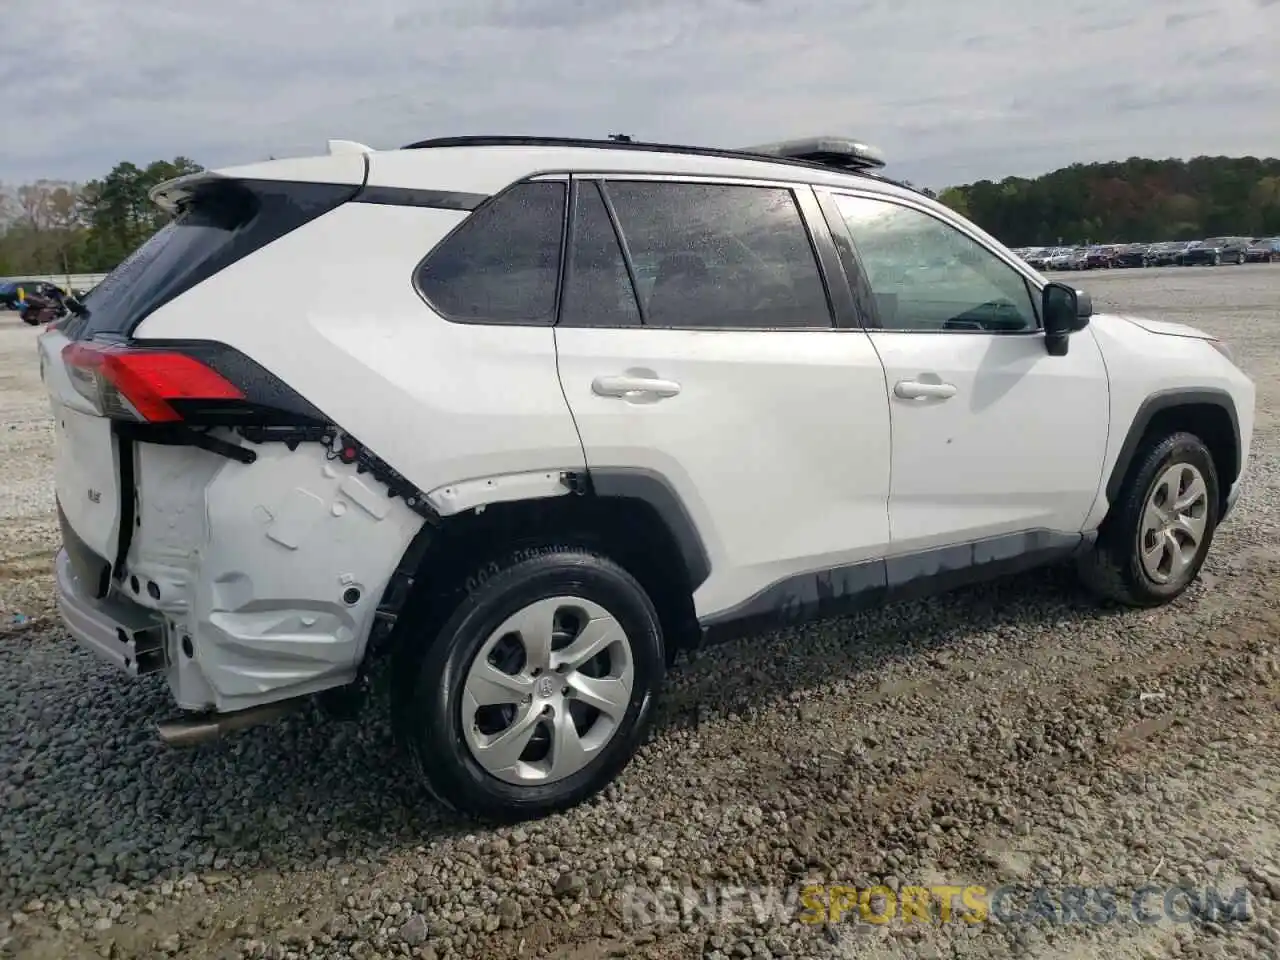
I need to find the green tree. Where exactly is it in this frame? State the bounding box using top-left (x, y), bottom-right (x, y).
top-left (937, 186), bottom-right (970, 217)
top-left (79, 157), bottom-right (203, 270)
top-left (0, 157), bottom-right (204, 276)
top-left (939, 155), bottom-right (1280, 246)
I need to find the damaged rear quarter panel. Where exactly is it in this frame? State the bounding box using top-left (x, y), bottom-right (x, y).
top-left (126, 437), bottom-right (425, 712)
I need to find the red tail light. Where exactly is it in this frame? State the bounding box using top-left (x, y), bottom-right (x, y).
top-left (62, 342), bottom-right (245, 422)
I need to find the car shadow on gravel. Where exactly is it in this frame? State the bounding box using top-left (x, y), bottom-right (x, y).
top-left (0, 562), bottom-right (1140, 908)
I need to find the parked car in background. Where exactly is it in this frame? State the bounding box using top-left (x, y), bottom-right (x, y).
top-left (1, 280), bottom-right (63, 310)
top-left (1084, 246), bottom-right (1116, 269)
top-left (1112, 244), bottom-right (1150, 268)
top-left (1183, 237), bottom-right (1250, 266)
top-left (1045, 248), bottom-right (1076, 270)
top-left (1245, 238), bottom-right (1280, 263)
top-left (1067, 248), bottom-right (1092, 270)
top-left (1143, 241), bottom-right (1183, 267)
top-left (1024, 249), bottom-right (1053, 269)
top-left (0, 282), bottom-right (20, 310)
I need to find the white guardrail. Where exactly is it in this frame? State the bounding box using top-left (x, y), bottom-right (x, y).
top-left (0, 273), bottom-right (109, 291)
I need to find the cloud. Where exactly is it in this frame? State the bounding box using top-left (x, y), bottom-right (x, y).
top-left (3, 0), bottom-right (1278, 189)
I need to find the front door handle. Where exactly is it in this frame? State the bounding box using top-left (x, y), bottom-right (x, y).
top-left (894, 379), bottom-right (957, 400)
top-left (592, 374), bottom-right (682, 400)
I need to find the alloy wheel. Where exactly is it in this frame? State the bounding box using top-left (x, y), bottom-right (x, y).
top-left (1138, 462), bottom-right (1209, 585)
top-left (461, 596), bottom-right (634, 786)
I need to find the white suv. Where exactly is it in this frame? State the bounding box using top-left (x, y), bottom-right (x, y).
top-left (41, 135), bottom-right (1254, 822)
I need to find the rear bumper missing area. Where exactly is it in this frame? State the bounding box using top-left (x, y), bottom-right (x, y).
top-left (55, 549), bottom-right (166, 676)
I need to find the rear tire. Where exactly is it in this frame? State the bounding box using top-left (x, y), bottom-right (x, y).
top-left (1078, 432), bottom-right (1220, 608)
top-left (391, 544), bottom-right (665, 822)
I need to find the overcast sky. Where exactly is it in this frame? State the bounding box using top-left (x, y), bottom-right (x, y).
top-left (3, 0), bottom-right (1278, 189)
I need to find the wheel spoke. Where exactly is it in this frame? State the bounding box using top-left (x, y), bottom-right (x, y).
top-left (465, 661), bottom-right (532, 707)
top-left (498, 596), bottom-right (561, 672)
top-left (1171, 511), bottom-right (1207, 548)
top-left (1142, 501), bottom-right (1166, 535)
top-left (567, 673), bottom-right (632, 721)
top-left (554, 615), bottom-right (623, 672)
top-left (1141, 535), bottom-right (1167, 575)
top-left (473, 703), bottom-right (541, 773)
top-left (1164, 530), bottom-right (1191, 577)
top-left (1174, 475), bottom-right (1207, 514)
top-left (548, 708), bottom-right (590, 780)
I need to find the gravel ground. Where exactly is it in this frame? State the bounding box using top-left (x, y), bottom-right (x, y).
top-left (2, 266), bottom-right (1279, 960)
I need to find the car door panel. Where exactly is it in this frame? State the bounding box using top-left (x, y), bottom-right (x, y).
top-left (868, 328), bottom-right (1109, 553)
top-left (824, 189), bottom-right (1110, 555)
top-left (557, 326), bottom-right (893, 618)
top-left (554, 177), bottom-right (893, 621)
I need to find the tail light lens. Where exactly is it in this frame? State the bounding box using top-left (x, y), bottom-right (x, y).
top-left (62, 342), bottom-right (245, 422)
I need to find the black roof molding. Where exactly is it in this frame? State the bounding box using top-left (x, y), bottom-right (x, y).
top-left (399, 134), bottom-right (900, 183)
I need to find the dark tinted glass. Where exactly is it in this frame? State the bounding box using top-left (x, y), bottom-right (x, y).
top-left (559, 181), bottom-right (641, 328)
top-left (602, 181), bottom-right (831, 329)
top-left (65, 179), bottom-right (354, 341)
top-left (75, 213), bottom-right (236, 339)
top-left (418, 180), bottom-right (566, 325)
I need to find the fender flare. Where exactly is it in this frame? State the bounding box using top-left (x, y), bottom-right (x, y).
top-left (588, 467), bottom-right (712, 591)
top-left (1105, 388), bottom-right (1241, 504)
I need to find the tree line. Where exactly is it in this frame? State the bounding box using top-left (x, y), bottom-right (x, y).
top-left (937, 155), bottom-right (1280, 247)
top-left (3, 153), bottom-right (1279, 278)
top-left (0, 158), bottom-right (202, 278)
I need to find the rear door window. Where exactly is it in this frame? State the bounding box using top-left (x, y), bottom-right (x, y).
top-left (416, 180), bottom-right (567, 325)
top-left (599, 180), bottom-right (832, 330)
top-left (558, 181), bottom-right (642, 328)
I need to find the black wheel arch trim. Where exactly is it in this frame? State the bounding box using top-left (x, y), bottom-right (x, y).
top-left (586, 467), bottom-right (712, 591)
top-left (1105, 388), bottom-right (1241, 505)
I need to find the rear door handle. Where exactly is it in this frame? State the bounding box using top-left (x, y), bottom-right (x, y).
top-left (894, 379), bottom-right (957, 400)
top-left (591, 375), bottom-right (682, 400)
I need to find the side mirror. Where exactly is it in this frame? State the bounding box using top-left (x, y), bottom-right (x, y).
top-left (1074, 289), bottom-right (1093, 323)
top-left (1042, 282), bottom-right (1091, 356)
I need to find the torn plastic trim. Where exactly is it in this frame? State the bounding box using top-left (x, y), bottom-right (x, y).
top-left (115, 420), bottom-right (257, 464)
top-left (234, 424), bottom-right (443, 525)
top-left (117, 418), bottom-right (441, 546)
top-left (426, 469), bottom-right (585, 516)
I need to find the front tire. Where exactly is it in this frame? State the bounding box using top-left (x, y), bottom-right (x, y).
top-left (1078, 432), bottom-right (1220, 608)
top-left (391, 545), bottom-right (665, 822)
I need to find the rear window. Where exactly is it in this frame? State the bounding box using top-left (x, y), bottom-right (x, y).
top-left (64, 179), bottom-right (356, 341)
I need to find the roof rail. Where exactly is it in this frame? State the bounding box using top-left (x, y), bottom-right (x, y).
top-left (398, 134), bottom-right (892, 178)
top-left (737, 136), bottom-right (886, 171)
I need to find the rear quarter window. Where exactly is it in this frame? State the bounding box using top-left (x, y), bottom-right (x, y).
top-left (415, 181), bottom-right (567, 326)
